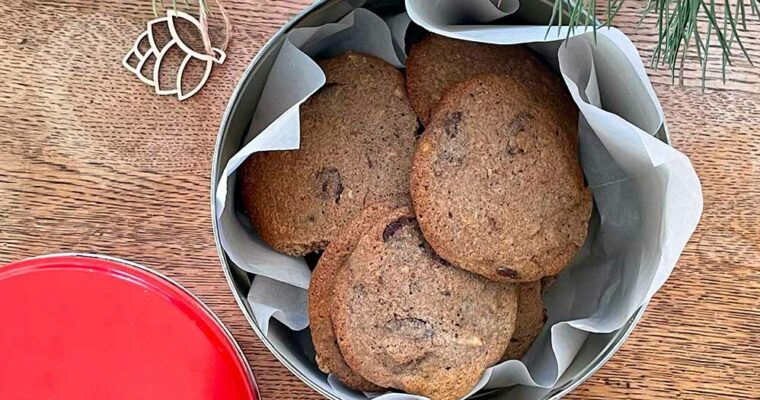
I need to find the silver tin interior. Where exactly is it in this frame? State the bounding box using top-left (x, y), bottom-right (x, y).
top-left (210, 1), bottom-right (671, 398)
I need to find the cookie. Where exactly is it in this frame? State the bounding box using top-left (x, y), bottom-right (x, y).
top-left (240, 52), bottom-right (418, 256)
top-left (410, 74), bottom-right (592, 282)
top-left (502, 281), bottom-right (546, 361)
top-left (406, 34), bottom-right (563, 126)
top-left (331, 207), bottom-right (518, 400)
top-left (309, 201), bottom-right (406, 392)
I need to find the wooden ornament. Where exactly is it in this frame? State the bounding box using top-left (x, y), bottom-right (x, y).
top-left (123, 10), bottom-right (226, 101)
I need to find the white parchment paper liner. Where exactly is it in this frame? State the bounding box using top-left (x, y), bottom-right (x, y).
top-left (214, 1), bottom-right (703, 398)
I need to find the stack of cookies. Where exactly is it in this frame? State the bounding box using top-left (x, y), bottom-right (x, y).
top-left (240, 34), bottom-right (592, 400)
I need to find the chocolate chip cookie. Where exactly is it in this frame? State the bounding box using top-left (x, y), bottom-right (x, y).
top-left (406, 34), bottom-right (562, 126)
top-left (410, 74), bottom-right (592, 282)
top-left (241, 52), bottom-right (418, 256)
top-left (309, 201), bottom-right (405, 391)
top-left (502, 281), bottom-right (546, 360)
top-left (331, 207), bottom-right (518, 400)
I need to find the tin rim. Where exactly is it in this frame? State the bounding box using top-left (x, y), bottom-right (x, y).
top-left (7, 252), bottom-right (261, 400)
top-left (210, 1), bottom-right (669, 398)
top-left (210, 2), bottom-right (340, 398)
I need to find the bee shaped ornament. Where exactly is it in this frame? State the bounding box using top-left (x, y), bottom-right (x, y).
top-left (123, 10), bottom-right (226, 100)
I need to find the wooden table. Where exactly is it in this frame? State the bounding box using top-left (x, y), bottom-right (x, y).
top-left (1, 1), bottom-right (758, 398)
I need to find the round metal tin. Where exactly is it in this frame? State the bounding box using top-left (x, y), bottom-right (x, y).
top-left (0, 254), bottom-right (259, 400)
top-left (210, 0), bottom-right (670, 398)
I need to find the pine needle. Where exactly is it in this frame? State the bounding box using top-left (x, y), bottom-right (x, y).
top-left (549, 0), bottom-right (756, 86)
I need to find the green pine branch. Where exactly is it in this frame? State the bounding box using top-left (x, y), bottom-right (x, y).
top-left (551, 0), bottom-right (756, 87)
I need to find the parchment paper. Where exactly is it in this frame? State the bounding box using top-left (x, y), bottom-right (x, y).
top-left (213, 1), bottom-right (703, 398)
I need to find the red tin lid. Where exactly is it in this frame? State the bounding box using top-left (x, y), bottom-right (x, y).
top-left (0, 254), bottom-right (257, 400)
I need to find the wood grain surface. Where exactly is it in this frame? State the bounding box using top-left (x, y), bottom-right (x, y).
top-left (0, 0), bottom-right (758, 399)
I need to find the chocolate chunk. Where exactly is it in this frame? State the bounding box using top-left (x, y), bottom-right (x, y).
top-left (382, 216), bottom-right (417, 242)
top-left (437, 113), bottom-right (468, 166)
top-left (505, 112), bottom-right (535, 155)
top-left (497, 267), bottom-right (519, 278)
top-left (385, 314), bottom-right (434, 340)
top-left (505, 112), bottom-right (532, 135)
top-left (316, 168), bottom-right (343, 203)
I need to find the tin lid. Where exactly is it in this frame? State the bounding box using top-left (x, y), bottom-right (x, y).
top-left (0, 254), bottom-right (258, 400)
